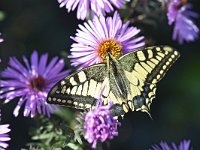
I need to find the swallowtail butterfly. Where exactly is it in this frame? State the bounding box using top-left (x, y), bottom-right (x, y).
top-left (47, 46), bottom-right (179, 116)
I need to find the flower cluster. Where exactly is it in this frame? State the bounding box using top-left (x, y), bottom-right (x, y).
top-left (0, 124), bottom-right (11, 150)
top-left (84, 102), bottom-right (120, 149)
top-left (69, 11), bottom-right (145, 69)
top-left (152, 140), bottom-right (191, 150)
top-left (82, 85), bottom-right (120, 149)
top-left (167, 0), bottom-right (199, 44)
top-left (0, 51), bottom-right (70, 117)
top-left (58, 0), bottom-right (130, 20)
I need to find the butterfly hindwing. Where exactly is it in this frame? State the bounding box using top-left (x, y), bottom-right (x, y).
top-left (119, 46), bottom-right (180, 112)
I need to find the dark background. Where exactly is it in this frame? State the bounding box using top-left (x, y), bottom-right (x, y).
top-left (0, 0), bottom-right (200, 149)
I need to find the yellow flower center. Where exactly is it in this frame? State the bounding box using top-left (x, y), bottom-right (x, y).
top-left (97, 40), bottom-right (122, 61)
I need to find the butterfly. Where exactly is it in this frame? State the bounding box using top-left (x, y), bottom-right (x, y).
top-left (47, 46), bottom-right (179, 116)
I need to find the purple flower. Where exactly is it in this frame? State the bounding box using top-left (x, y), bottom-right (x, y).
top-left (152, 140), bottom-right (191, 150)
top-left (84, 88), bottom-right (120, 149)
top-left (58, 0), bottom-right (130, 20)
top-left (0, 124), bottom-right (11, 149)
top-left (0, 51), bottom-right (70, 118)
top-left (167, 0), bottom-right (199, 44)
top-left (69, 12), bottom-right (145, 69)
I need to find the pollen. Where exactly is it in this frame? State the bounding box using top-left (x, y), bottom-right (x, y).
top-left (97, 39), bottom-right (122, 61)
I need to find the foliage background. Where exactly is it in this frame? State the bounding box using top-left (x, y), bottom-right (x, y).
top-left (0, 0), bottom-right (200, 149)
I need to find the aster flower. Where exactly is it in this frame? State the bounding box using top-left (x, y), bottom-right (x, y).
top-left (0, 124), bottom-right (11, 149)
top-left (83, 86), bottom-right (120, 149)
top-left (0, 51), bottom-right (70, 118)
top-left (58, 0), bottom-right (130, 20)
top-left (167, 0), bottom-right (199, 44)
top-left (69, 12), bottom-right (145, 69)
top-left (152, 140), bottom-right (191, 150)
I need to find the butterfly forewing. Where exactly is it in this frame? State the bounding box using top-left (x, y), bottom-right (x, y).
top-left (119, 46), bottom-right (180, 112)
top-left (47, 63), bottom-right (108, 110)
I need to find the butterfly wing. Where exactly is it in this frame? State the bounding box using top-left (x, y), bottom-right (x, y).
top-left (119, 46), bottom-right (180, 112)
top-left (47, 63), bottom-right (108, 110)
